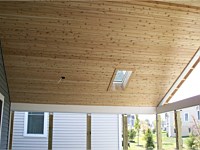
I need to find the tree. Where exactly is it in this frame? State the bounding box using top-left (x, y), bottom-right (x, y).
top-left (134, 114), bottom-right (141, 146)
top-left (128, 129), bottom-right (136, 141)
top-left (144, 128), bottom-right (155, 150)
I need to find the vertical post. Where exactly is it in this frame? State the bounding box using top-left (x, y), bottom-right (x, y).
top-left (48, 112), bottom-right (53, 150)
top-left (122, 114), bottom-right (128, 150)
top-left (9, 111), bottom-right (14, 150)
top-left (156, 114), bottom-right (162, 150)
top-left (174, 110), bottom-right (182, 150)
top-left (87, 114), bottom-right (91, 150)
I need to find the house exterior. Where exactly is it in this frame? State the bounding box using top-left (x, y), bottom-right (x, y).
top-left (12, 112), bottom-right (122, 150)
top-left (0, 45), bottom-right (10, 150)
top-left (127, 115), bottom-right (135, 130)
top-left (164, 105), bottom-right (200, 137)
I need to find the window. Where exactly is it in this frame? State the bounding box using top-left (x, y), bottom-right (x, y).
top-left (0, 93), bottom-right (4, 141)
top-left (198, 110), bottom-right (200, 120)
top-left (174, 128), bottom-right (176, 133)
top-left (108, 69), bottom-right (133, 91)
top-left (24, 112), bottom-right (48, 137)
top-left (184, 113), bottom-right (189, 122)
top-left (188, 128), bottom-right (191, 133)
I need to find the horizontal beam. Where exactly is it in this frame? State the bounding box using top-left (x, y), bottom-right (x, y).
top-left (11, 103), bottom-right (156, 114)
top-left (157, 95), bottom-right (200, 114)
top-left (158, 48), bottom-right (200, 106)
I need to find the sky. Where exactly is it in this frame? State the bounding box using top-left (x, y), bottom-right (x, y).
top-left (170, 62), bottom-right (200, 103)
top-left (138, 114), bottom-right (156, 124)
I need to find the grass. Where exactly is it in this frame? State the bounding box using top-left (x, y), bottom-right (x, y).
top-left (128, 131), bottom-right (189, 150)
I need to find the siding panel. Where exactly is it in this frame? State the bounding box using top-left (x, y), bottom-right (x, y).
top-left (53, 113), bottom-right (87, 150)
top-left (91, 114), bottom-right (119, 150)
top-left (12, 112), bottom-right (49, 150)
top-left (12, 113), bottom-right (120, 150)
top-left (0, 44), bottom-right (10, 150)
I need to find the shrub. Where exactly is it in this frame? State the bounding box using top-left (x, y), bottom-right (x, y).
top-left (166, 132), bottom-right (168, 137)
top-left (134, 114), bottom-right (141, 145)
top-left (152, 128), bottom-right (156, 134)
top-left (144, 128), bottom-right (155, 150)
top-left (128, 129), bottom-right (136, 141)
top-left (186, 134), bottom-right (198, 150)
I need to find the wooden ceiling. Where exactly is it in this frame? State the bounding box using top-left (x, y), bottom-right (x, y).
top-left (0, 1), bottom-right (200, 106)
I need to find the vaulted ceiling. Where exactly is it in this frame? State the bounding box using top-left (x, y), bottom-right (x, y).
top-left (0, 1), bottom-right (199, 106)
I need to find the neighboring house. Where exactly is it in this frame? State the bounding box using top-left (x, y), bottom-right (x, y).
top-left (127, 114), bottom-right (135, 130)
top-left (12, 112), bottom-right (122, 150)
top-left (164, 105), bottom-right (200, 137)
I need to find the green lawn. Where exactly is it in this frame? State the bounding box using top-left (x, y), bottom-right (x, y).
top-left (128, 131), bottom-right (189, 150)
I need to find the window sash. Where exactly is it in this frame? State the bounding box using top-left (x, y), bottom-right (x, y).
top-left (184, 113), bottom-right (189, 121)
top-left (27, 112), bottom-right (44, 134)
top-left (114, 71), bottom-right (127, 83)
top-left (24, 112), bottom-right (47, 137)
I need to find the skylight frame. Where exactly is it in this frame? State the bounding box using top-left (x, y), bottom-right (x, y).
top-left (107, 68), bottom-right (134, 91)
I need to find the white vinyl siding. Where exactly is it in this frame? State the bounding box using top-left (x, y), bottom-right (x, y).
top-left (12, 112), bottom-right (120, 150)
top-left (52, 113), bottom-right (87, 150)
top-left (91, 114), bottom-right (119, 150)
top-left (12, 111), bottom-right (49, 150)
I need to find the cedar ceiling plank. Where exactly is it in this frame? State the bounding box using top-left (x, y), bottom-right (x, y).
top-left (0, 1), bottom-right (199, 106)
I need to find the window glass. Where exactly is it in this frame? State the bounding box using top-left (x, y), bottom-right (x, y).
top-left (114, 70), bottom-right (127, 83)
top-left (184, 113), bottom-right (189, 121)
top-left (27, 112), bottom-right (44, 134)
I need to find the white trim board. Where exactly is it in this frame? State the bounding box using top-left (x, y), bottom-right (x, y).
top-left (158, 48), bottom-right (200, 106)
top-left (11, 103), bottom-right (156, 114)
top-left (0, 93), bottom-right (4, 102)
top-left (157, 95), bottom-right (200, 114)
top-left (0, 93), bottom-right (4, 143)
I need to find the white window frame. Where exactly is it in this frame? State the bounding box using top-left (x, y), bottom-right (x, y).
top-left (0, 93), bottom-right (4, 141)
top-left (184, 112), bottom-right (189, 122)
top-left (23, 112), bottom-right (48, 137)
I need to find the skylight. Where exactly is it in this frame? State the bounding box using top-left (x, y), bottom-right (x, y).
top-left (108, 69), bottom-right (133, 91)
top-left (113, 70), bottom-right (127, 83)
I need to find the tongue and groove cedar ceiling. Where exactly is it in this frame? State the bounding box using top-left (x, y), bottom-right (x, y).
top-left (0, 1), bottom-right (199, 106)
